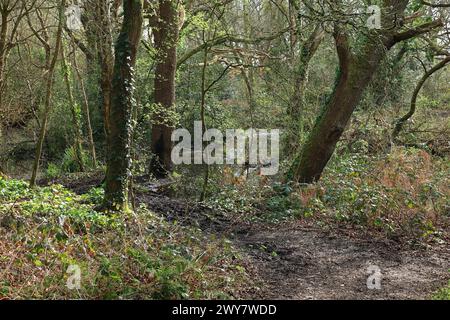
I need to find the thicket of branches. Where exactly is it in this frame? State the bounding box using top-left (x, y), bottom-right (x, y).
top-left (0, 0), bottom-right (448, 209)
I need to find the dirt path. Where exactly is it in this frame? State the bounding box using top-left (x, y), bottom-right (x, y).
top-left (235, 224), bottom-right (449, 300)
top-left (136, 191), bottom-right (449, 300)
top-left (52, 174), bottom-right (449, 300)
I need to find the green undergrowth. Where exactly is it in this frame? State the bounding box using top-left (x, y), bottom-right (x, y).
top-left (0, 178), bottom-right (253, 299)
top-left (208, 147), bottom-right (449, 243)
top-left (294, 147), bottom-right (449, 241)
top-left (432, 280), bottom-right (450, 300)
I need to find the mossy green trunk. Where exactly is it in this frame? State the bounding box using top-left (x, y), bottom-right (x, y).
top-left (104, 0), bottom-right (143, 211)
top-left (290, 0), bottom-right (442, 183)
top-left (288, 25), bottom-right (324, 150)
top-left (61, 44), bottom-right (85, 172)
top-left (292, 43), bottom-right (385, 183)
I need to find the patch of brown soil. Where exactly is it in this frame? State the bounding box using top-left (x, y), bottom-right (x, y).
top-left (236, 224), bottom-right (449, 300)
top-left (135, 192), bottom-right (449, 300)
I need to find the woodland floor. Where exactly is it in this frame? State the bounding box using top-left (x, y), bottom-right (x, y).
top-left (49, 173), bottom-right (450, 300)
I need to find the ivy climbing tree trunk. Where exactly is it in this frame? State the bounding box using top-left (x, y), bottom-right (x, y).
top-left (291, 39), bottom-right (385, 183)
top-left (104, 0), bottom-right (143, 211)
top-left (61, 43), bottom-right (85, 172)
top-left (290, 0), bottom-right (442, 184)
top-left (149, 0), bottom-right (179, 178)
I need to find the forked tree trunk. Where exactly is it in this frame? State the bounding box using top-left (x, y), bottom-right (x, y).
top-left (150, 0), bottom-right (179, 178)
top-left (104, 0), bottom-right (143, 211)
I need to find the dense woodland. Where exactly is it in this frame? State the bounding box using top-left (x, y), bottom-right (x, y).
top-left (0, 0), bottom-right (449, 300)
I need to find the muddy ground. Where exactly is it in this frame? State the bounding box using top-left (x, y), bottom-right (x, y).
top-left (45, 174), bottom-right (450, 300)
top-left (236, 224), bottom-right (448, 300)
top-left (137, 189), bottom-right (449, 300)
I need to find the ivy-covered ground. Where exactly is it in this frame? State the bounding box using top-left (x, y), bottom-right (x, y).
top-left (0, 178), bottom-right (256, 299)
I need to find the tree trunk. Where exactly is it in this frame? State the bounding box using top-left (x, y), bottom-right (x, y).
top-left (0, 8), bottom-right (9, 116)
top-left (104, 0), bottom-right (143, 211)
top-left (72, 41), bottom-right (97, 168)
top-left (95, 0), bottom-right (115, 143)
top-left (150, 0), bottom-right (179, 178)
top-left (288, 24), bottom-right (325, 149)
top-left (199, 43), bottom-right (209, 202)
top-left (290, 2), bottom-right (443, 184)
top-left (78, 0), bottom-right (108, 147)
top-left (292, 47), bottom-right (384, 183)
top-left (61, 44), bottom-right (85, 172)
top-left (30, 0), bottom-right (65, 187)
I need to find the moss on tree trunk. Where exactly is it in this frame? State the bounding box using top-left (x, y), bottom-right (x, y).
top-left (291, 48), bottom-right (384, 183)
top-left (289, 1), bottom-right (443, 184)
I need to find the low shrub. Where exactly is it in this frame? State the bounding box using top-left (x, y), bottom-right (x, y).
top-left (0, 177), bottom-right (252, 299)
